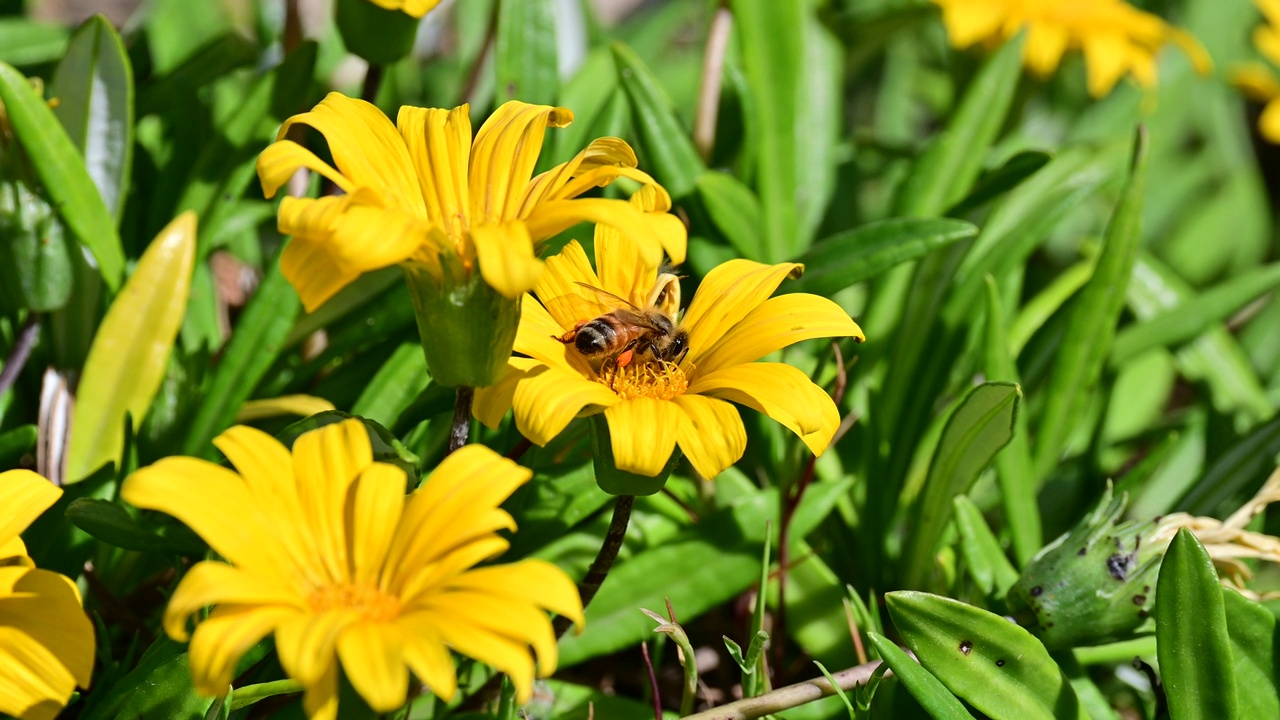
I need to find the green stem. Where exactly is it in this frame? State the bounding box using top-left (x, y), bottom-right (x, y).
top-left (553, 494), bottom-right (635, 637)
top-left (229, 679), bottom-right (303, 710)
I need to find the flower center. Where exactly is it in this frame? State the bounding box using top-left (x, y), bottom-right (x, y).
top-left (307, 583), bottom-right (402, 622)
top-left (596, 360), bottom-right (689, 401)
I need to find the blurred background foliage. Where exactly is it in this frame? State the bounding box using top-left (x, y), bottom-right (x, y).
top-left (2, 0), bottom-right (1280, 718)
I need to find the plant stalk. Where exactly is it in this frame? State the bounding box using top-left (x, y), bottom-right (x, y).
top-left (554, 494), bottom-right (635, 637)
top-left (680, 660), bottom-right (886, 720)
top-left (448, 385), bottom-right (474, 454)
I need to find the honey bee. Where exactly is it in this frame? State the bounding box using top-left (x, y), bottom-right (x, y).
top-left (553, 282), bottom-right (689, 369)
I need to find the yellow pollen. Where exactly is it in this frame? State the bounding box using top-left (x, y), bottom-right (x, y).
top-left (596, 360), bottom-right (690, 400)
top-left (307, 583), bottom-right (402, 622)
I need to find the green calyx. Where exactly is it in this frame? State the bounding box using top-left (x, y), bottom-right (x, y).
top-left (403, 258), bottom-right (519, 389)
top-left (334, 0), bottom-right (420, 66)
top-left (590, 414), bottom-right (679, 496)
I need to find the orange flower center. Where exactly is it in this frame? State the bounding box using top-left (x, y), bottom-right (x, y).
top-left (307, 583), bottom-right (402, 622)
top-left (596, 360), bottom-right (689, 401)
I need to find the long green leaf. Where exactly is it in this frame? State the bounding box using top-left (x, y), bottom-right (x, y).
top-left (0, 62), bottom-right (124, 289)
top-left (51, 14), bottom-right (133, 220)
top-left (903, 382), bottom-right (1021, 588)
top-left (1155, 528), bottom-right (1238, 720)
top-left (611, 41), bottom-right (705, 199)
top-left (1033, 128), bottom-right (1147, 479)
top-left (953, 495), bottom-right (1019, 597)
top-left (696, 170), bottom-right (764, 260)
top-left (0, 18), bottom-right (69, 66)
top-left (495, 0), bottom-right (557, 106)
top-left (791, 218), bottom-right (979, 297)
top-left (66, 212), bottom-right (196, 482)
top-left (350, 342), bottom-right (430, 427)
top-left (887, 591), bottom-right (1086, 720)
top-left (1223, 588), bottom-right (1280, 718)
top-left (867, 633), bottom-right (975, 720)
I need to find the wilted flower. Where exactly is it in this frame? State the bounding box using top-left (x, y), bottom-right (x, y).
top-left (931, 0), bottom-right (1211, 97)
top-left (121, 419), bottom-right (583, 719)
top-left (0, 470), bottom-right (95, 720)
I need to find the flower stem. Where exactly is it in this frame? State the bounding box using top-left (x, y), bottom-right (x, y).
top-left (361, 62), bottom-right (384, 104)
top-left (448, 385), bottom-right (474, 454)
top-left (229, 679), bottom-right (303, 710)
top-left (0, 314), bottom-right (40, 399)
top-left (554, 494), bottom-right (635, 637)
top-left (679, 660), bottom-right (886, 720)
top-left (640, 641), bottom-right (663, 720)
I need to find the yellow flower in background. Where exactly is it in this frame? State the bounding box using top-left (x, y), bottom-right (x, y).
top-left (1234, 0), bottom-right (1280, 142)
top-left (0, 470), bottom-right (95, 720)
top-left (121, 420), bottom-right (582, 720)
top-left (366, 0), bottom-right (442, 18)
top-left (256, 93), bottom-right (686, 312)
top-left (475, 203), bottom-right (865, 479)
top-left (931, 0), bottom-right (1211, 97)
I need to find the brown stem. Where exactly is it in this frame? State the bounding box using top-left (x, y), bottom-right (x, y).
top-left (681, 660), bottom-right (887, 720)
top-left (459, 0), bottom-right (500, 105)
top-left (361, 63), bottom-right (385, 104)
top-left (554, 494), bottom-right (635, 637)
top-left (447, 386), bottom-right (474, 454)
top-left (640, 641), bottom-right (663, 720)
top-left (0, 314), bottom-right (40, 399)
top-left (505, 436), bottom-right (533, 461)
top-left (694, 5), bottom-right (733, 160)
top-left (283, 0), bottom-right (302, 55)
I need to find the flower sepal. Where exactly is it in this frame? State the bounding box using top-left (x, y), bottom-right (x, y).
top-left (335, 0), bottom-right (420, 65)
top-left (590, 414), bottom-right (679, 496)
top-left (403, 258), bottom-right (520, 389)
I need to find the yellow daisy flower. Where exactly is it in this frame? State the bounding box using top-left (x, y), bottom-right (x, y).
top-left (365, 0), bottom-right (442, 18)
top-left (120, 419), bottom-right (583, 719)
top-left (1234, 0), bottom-right (1280, 142)
top-left (474, 213), bottom-right (866, 480)
top-left (256, 93), bottom-right (686, 312)
top-left (0, 470), bottom-right (95, 720)
top-left (931, 0), bottom-right (1211, 97)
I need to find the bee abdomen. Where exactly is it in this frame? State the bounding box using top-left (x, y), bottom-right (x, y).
top-left (575, 321), bottom-right (614, 354)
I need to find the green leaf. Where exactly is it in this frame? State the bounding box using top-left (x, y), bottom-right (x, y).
top-left (64, 498), bottom-right (201, 554)
top-left (1006, 259), bottom-right (1094, 358)
top-left (814, 660), bottom-right (857, 720)
top-left (350, 342), bottom-right (430, 427)
top-left (611, 41), bottom-right (705, 199)
top-left (181, 250), bottom-right (301, 457)
top-left (953, 495), bottom-right (1019, 597)
top-left (1034, 128), bottom-right (1147, 479)
top-left (1155, 528), bottom-right (1238, 720)
top-left (66, 213), bottom-right (197, 482)
top-left (696, 170), bottom-right (764, 260)
top-left (495, 0), bottom-right (557, 106)
top-left (887, 591), bottom-right (1086, 720)
top-left (0, 18), bottom-right (69, 66)
top-left (866, 633), bottom-right (975, 720)
top-left (51, 15), bottom-right (133, 220)
top-left (903, 382), bottom-right (1021, 588)
top-left (0, 425), bottom-right (37, 467)
top-left (0, 179), bottom-right (73, 312)
top-left (946, 150), bottom-right (1052, 217)
top-left (1111, 261), bottom-right (1280, 367)
top-left (1181, 416), bottom-right (1280, 516)
top-left (791, 218), bottom-right (979, 297)
top-left (1223, 588), bottom-right (1280, 717)
top-left (0, 62), bottom-right (124, 290)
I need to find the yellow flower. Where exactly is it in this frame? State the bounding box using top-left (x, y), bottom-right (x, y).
top-left (931, 0), bottom-right (1211, 97)
top-left (121, 419), bottom-right (582, 720)
top-left (474, 212), bottom-right (866, 479)
top-left (1234, 0), bottom-right (1280, 142)
top-left (0, 470), bottom-right (95, 720)
top-left (365, 0), bottom-right (442, 18)
top-left (256, 93), bottom-right (686, 312)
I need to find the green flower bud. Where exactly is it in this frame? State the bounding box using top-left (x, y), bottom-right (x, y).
top-left (403, 257), bottom-right (519, 389)
top-left (589, 414), bottom-right (679, 496)
top-left (335, 0), bottom-right (420, 65)
top-left (1008, 485), bottom-right (1162, 649)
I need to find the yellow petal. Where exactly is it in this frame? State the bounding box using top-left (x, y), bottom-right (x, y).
top-left (603, 397), bottom-right (681, 476)
top-left (429, 612), bottom-right (537, 703)
top-left (473, 360), bottom-right (527, 429)
top-left (351, 463), bottom-right (407, 585)
top-left (277, 93), bottom-right (424, 214)
top-left (448, 560), bottom-right (584, 631)
top-left (121, 458), bottom-right (287, 577)
top-left (337, 622), bottom-right (407, 712)
top-left (469, 102), bottom-right (572, 224)
top-left (187, 605), bottom-right (294, 696)
top-left (594, 193), bottom-right (660, 307)
top-left (275, 611), bottom-right (354, 686)
top-left (397, 536), bottom-right (511, 604)
top-left (682, 260), bottom-right (803, 364)
top-left (522, 198), bottom-right (670, 268)
top-left (512, 363), bottom-right (620, 445)
top-left (0, 470), bottom-right (60, 548)
top-left (471, 222), bottom-right (545, 298)
top-left (301, 655), bottom-right (339, 720)
top-left (0, 536), bottom-right (29, 564)
top-left (417, 592), bottom-right (558, 673)
top-left (0, 567), bottom-right (93, 688)
top-left (672, 395), bottom-right (746, 480)
top-left (291, 419), bottom-right (374, 583)
top-left (281, 236), bottom-right (363, 313)
top-left (1262, 98), bottom-right (1280, 143)
top-left (0, 624), bottom-right (77, 720)
top-left (520, 136), bottom-right (638, 212)
top-left (396, 105), bottom-right (472, 234)
top-left (1233, 63), bottom-right (1280, 102)
top-left (693, 293), bottom-right (864, 375)
top-left (397, 619), bottom-right (457, 700)
top-left (1023, 21), bottom-right (1069, 77)
top-left (164, 561), bottom-right (300, 641)
top-left (1082, 33), bottom-right (1133, 97)
top-left (256, 139), bottom-right (353, 199)
top-left (935, 0), bottom-right (1005, 48)
top-left (689, 362), bottom-right (840, 456)
top-left (327, 203), bottom-right (436, 272)
top-left (235, 394), bottom-right (336, 422)
top-left (534, 240), bottom-right (602, 329)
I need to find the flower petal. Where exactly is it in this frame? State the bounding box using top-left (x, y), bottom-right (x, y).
top-left (0, 567), bottom-right (93, 688)
top-left (302, 655), bottom-right (339, 720)
top-left (471, 222), bottom-right (545, 298)
top-left (1082, 32), bottom-right (1132, 97)
top-left (337, 621), bottom-right (407, 712)
top-left (280, 236), bottom-right (363, 312)
top-left (689, 362), bottom-right (840, 456)
top-left (519, 136), bottom-right (637, 212)
top-left (351, 463), bottom-right (407, 586)
top-left (604, 397), bottom-right (681, 476)
top-left (164, 561), bottom-right (300, 641)
top-left (0, 470), bottom-right (60, 549)
top-left (522, 198), bottom-right (672, 268)
top-left (425, 610), bottom-right (537, 703)
top-left (187, 605), bottom-right (295, 696)
top-left (277, 93), bottom-right (425, 214)
top-left (682, 260), bottom-right (803, 365)
top-left (534, 240), bottom-right (602, 329)
top-left (469, 102), bottom-right (572, 224)
top-left (672, 395), bottom-right (746, 479)
top-left (397, 618), bottom-right (457, 700)
top-left (0, 622), bottom-right (77, 720)
top-left (418, 591), bottom-right (558, 674)
top-left (1262, 99), bottom-right (1280, 144)
top-left (290, 419), bottom-right (375, 584)
top-left (397, 105), bottom-right (471, 234)
top-left (257, 139), bottom-right (354, 199)
top-left (694, 293), bottom-right (864, 375)
top-left (1233, 63), bottom-right (1280, 102)
top-left (1024, 21), bottom-right (1069, 77)
top-left (276, 611), bottom-right (355, 686)
top-left (447, 560), bottom-right (584, 631)
top-left (512, 363), bottom-right (620, 445)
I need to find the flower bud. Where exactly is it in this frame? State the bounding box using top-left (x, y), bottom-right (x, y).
top-left (334, 0), bottom-right (420, 65)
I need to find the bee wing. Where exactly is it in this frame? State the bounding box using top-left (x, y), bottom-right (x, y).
top-left (574, 282), bottom-right (645, 312)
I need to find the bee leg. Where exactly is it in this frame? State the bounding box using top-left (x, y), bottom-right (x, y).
top-left (554, 321), bottom-right (588, 345)
top-left (615, 348), bottom-right (635, 368)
